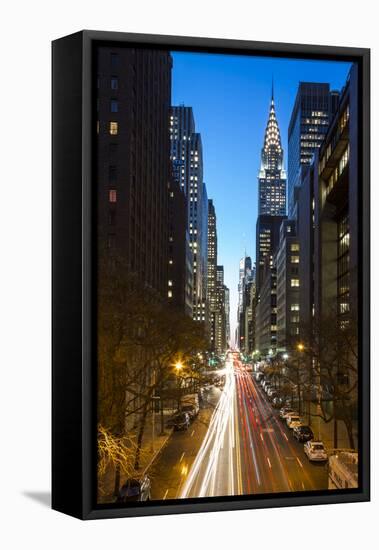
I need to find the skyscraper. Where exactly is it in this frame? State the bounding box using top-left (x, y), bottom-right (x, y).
top-left (170, 106), bottom-right (208, 322)
top-left (237, 256), bottom-right (253, 350)
top-left (258, 89), bottom-right (287, 216)
top-left (207, 199), bottom-right (218, 349)
top-left (215, 266), bottom-right (229, 354)
top-left (275, 220), bottom-right (300, 351)
top-left (97, 47), bottom-right (172, 299)
top-left (254, 90), bottom-right (287, 356)
top-left (168, 177), bottom-right (193, 316)
top-left (288, 82), bottom-right (339, 219)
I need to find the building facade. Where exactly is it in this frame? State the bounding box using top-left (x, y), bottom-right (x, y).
top-left (237, 256), bottom-right (253, 350)
top-left (288, 82), bottom-right (340, 220)
top-left (170, 106), bottom-right (208, 323)
top-left (207, 199), bottom-right (218, 349)
top-left (97, 47), bottom-right (172, 298)
top-left (168, 178), bottom-right (193, 315)
top-left (212, 266), bottom-right (230, 354)
top-left (275, 220), bottom-right (300, 352)
top-left (315, 66), bottom-right (358, 326)
top-left (255, 258), bottom-right (277, 356)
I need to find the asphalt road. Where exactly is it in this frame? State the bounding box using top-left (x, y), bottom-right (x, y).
top-left (151, 352), bottom-right (327, 500)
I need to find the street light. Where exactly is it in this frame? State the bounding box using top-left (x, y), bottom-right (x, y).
top-left (283, 353), bottom-right (289, 361)
top-left (297, 343), bottom-right (305, 352)
top-left (175, 361), bottom-right (183, 372)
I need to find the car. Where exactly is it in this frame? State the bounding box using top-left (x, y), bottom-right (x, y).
top-left (267, 388), bottom-right (278, 399)
top-left (116, 475), bottom-right (151, 503)
top-left (181, 394), bottom-right (200, 418)
top-left (280, 408), bottom-right (296, 420)
top-left (166, 412), bottom-right (190, 431)
top-left (180, 403), bottom-right (197, 420)
top-left (264, 384), bottom-right (272, 393)
top-left (289, 419), bottom-right (303, 430)
top-left (286, 414), bottom-right (302, 429)
top-left (304, 440), bottom-right (328, 462)
top-left (271, 397), bottom-right (283, 408)
top-left (293, 425), bottom-right (314, 442)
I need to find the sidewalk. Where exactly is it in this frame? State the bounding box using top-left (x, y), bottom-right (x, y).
top-left (306, 403), bottom-right (358, 451)
top-left (98, 411), bottom-right (174, 504)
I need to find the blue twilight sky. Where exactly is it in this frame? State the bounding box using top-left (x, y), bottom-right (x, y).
top-left (171, 51), bottom-right (352, 342)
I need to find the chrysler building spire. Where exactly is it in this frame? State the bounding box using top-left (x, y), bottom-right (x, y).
top-left (258, 92), bottom-right (287, 216)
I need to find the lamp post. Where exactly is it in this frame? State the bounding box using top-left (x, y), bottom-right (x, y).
top-left (174, 361), bottom-right (184, 410)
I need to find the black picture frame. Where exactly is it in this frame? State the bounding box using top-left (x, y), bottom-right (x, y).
top-left (52, 30), bottom-right (370, 520)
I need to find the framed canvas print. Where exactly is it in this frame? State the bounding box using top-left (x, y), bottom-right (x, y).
top-left (52, 30), bottom-right (370, 519)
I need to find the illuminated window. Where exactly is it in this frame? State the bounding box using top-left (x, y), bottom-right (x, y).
top-left (291, 256), bottom-right (299, 264)
top-left (339, 145), bottom-right (350, 174)
top-left (111, 99), bottom-right (118, 113)
top-left (291, 304), bottom-right (300, 311)
top-left (168, 280), bottom-right (173, 287)
top-left (109, 121), bottom-right (118, 135)
top-left (109, 189), bottom-right (117, 203)
top-left (168, 290), bottom-right (172, 298)
top-left (110, 77), bottom-right (118, 90)
top-left (291, 278), bottom-right (300, 287)
top-left (290, 243), bottom-right (299, 252)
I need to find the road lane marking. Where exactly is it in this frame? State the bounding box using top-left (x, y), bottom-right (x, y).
top-left (296, 457), bottom-right (304, 468)
top-left (191, 430), bottom-right (195, 437)
top-left (163, 489), bottom-right (169, 500)
top-left (179, 452), bottom-right (185, 463)
top-left (282, 432), bottom-right (289, 441)
top-left (260, 433), bottom-right (264, 442)
top-left (266, 457), bottom-right (272, 469)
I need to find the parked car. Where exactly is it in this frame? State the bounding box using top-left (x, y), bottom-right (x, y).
top-left (271, 397), bottom-right (283, 408)
top-left (181, 394), bottom-right (200, 418)
top-left (304, 440), bottom-right (328, 462)
top-left (286, 414), bottom-right (302, 429)
top-left (166, 412), bottom-right (190, 431)
top-left (180, 403), bottom-right (197, 420)
top-left (293, 425), bottom-right (314, 442)
top-left (116, 475), bottom-right (151, 503)
top-left (279, 407), bottom-right (295, 420)
top-left (267, 388), bottom-right (278, 399)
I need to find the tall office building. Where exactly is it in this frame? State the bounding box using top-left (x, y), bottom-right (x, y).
top-left (256, 215), bottom-right (286, 294)
top-left (207, 199), bottom-right (218, 349)
top-left (258, 90), bottom-right (287, 216)
top-left (215, 266), bottom-right (229, 354)
top-left (225, 287), bottom-right (230, 348)
top-left (275, 220), bottom-right (300, 351)
top-left (255, 257), bottom-right (277, 356)
top-left (254, 90), bottom-right (287, 356)
top-left (97, 47), bottom-right (172, 299)
top-left (170, 106), bottom-right (208, 322)
top-left (288, 82), bottom-right (339, 219)
top-left (237, 256), bottom-right (253, 350)
top-left (168, 178), bottom-right (193, 316)
top-left (315, 66), bottom-right (358, 326)
top-left (256, 91), bottom-right (287, 294)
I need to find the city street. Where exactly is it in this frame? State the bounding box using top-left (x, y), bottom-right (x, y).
top-left (151, 352), bottom-right (327, 500)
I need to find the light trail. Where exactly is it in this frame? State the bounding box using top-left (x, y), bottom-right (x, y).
top-left (180, 354), bottom-right (237, 498)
